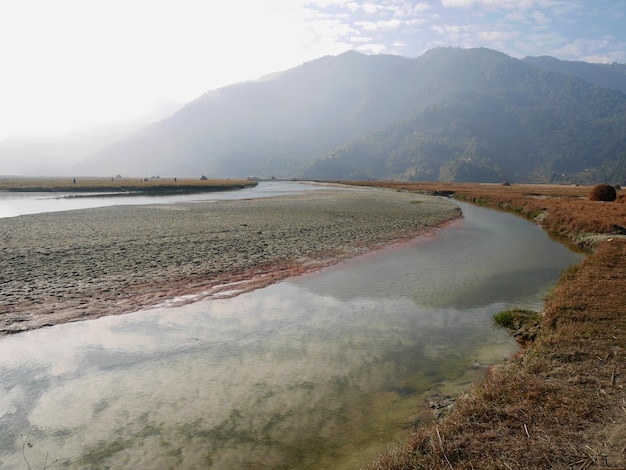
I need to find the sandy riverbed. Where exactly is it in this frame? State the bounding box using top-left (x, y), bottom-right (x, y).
top-left (0, 189), bottom-right (460, 337)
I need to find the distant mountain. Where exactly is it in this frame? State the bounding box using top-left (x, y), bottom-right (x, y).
top-left (0, 102), bottom-right (182, 177)
top-left (523, 55), bottom-right (626, 94)
top-left (80, 51), bottom-right (429, 178)
top-left (305, 48), bottom-right (626, 183)
top-left (0, 125), bottom-right (141, 176)
top-left (82, 48), bottom-right (626, 184)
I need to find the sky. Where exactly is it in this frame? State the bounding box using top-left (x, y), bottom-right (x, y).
top-left (1, 0), bottom-right (625, 140)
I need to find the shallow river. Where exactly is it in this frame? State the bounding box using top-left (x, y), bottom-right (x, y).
top-left (0, 199), bottom-right (582, 469)
top-left (0, 181), bottom-right (344, 218)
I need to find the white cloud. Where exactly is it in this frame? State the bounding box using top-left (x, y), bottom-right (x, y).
top-left (0, 0), bottom-right (623, 140)
top-left (362, 2), bottom-right (384, 14)
top-left (556, 37), bottom-right (626, 63)
top-left (441, 0), bottom-right (475, 6)
top-left (355, 42), bottom-right (390, 54)
top-left (413, 2), bottom-right (432, 13)
top-left (356, 19), bottom-right (403, 31)
top-left (477, 30), bottom-right (518, 42)
top-left (532, 9), bottom-right (551, 26)
top-left (432, 24), bottom-right (464, 35)
top-left (349, 35), bottom-right (374, 43)
top-left (504, 11), bottom-right (529, 22)
top-left (442, 0), bottom-right (574, 11)
top-left (511, 31), bottom-right (566, 57)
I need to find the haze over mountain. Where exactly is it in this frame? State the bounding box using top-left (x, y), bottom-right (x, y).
top-left (78, 47), bottom-right (626, 184)
top-left (522, 56), bottom-right (626, 95)
top-left (0, 102), bottom-right (181, 176)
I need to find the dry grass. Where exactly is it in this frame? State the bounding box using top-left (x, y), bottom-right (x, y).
top-left (353, 181), bottom-right (626, 469)
top-left (0, 176), bottom-right (255, 193)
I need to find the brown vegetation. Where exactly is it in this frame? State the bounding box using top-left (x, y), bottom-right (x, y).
top-left (343, 181), bottom-right (626, 248)
top-left (0, 176), bottom-right (256, 193)
top-left (347, 181), bottom-right (626, 469)
top-left (589, 183), bottom-right (618, 202)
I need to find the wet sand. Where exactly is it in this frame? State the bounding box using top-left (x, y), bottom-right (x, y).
top-left (0, 189), bottom-right (460, 337)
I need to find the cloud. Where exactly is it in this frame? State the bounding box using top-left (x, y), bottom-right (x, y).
top-left (556, 37), bottom-right (626, 63)
top-left (356, 42), bottom-right (392, 54)
top-left (442, 0), bottom-right (577, 11)
top-left (441, 0), bottom-right (475, 6)
top-left (355, 19), bottom-right (403, 31)
top-left (362, 2), bottom-right (385, 14)
top-left (477, 30), bottom-right (518, 43)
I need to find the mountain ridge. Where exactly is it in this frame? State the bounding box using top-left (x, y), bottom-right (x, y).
top-left (77, 47), bottom-right (626, 184)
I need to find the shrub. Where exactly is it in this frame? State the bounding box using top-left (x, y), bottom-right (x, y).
top-left (493, 308), bottom-right (539, 330)
top-left (493, 309), bottom-right (516, 328)
top-left (588, 183), bottom-right (617, 201)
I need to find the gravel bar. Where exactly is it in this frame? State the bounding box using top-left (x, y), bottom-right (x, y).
top-left (0, 188), bottom-right (460, 336)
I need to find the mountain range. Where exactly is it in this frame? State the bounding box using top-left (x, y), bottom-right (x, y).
top-left (0, 101), bottom-right (181, 176)
top-left (57, 48), bottom-right (626, 183)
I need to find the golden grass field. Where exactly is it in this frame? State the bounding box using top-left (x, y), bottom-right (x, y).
top-left (0, 176), bottom-right (256, 193)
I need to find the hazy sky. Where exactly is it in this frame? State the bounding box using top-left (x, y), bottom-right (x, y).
top-left (1, 0), bottom-right (625, 140)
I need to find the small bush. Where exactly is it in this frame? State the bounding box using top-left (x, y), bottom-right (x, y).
top-left (588, 183), bottom-right (617, 201)
top-left (493, 309), bottom-right (516, 328)
top-left (493, 308), bottom-right (539, 329)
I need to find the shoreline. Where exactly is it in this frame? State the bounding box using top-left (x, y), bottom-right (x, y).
top-left (353, 181), bottom-right (626, 469)
top-left (0, 189), bottom-right (460, 338)
top-left (0, 176), bottom-right (257, 194)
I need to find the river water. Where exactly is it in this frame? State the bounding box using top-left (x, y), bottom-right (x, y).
top-left (0, 181), bottom-right (346, 218)
top-left (0, 194), bottom-right (582, 469)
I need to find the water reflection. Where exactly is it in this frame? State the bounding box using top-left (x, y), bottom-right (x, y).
top-left (296, 202), bottom-right (575, 310)
top-left (0, 202), bottom-right (582, 469)
top-left (0, 181), bottom-right (347, 218)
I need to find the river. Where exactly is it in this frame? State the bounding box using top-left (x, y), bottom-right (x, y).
top-left (0, 193), bottom-right (582, 469)
top-left (0, 181), bottom-right (347, 218)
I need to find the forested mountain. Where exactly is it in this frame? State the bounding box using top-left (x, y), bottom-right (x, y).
top-left (79, 48), bottom-right (626, 184)
top-left (523, 55), bottom-right (626, 94)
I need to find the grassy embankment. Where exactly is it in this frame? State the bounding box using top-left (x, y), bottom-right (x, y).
top-left (0, 176), bottom-right (257, 194)
top-left (345, 182), bottom-right (626, 469)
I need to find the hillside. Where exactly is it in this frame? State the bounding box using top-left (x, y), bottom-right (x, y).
top-left (523, 55), bottom-right (626, 94)
top-left (79, 48), bottom-right (626, 184)
top-left (78, 51), bottom-right (422, 178)
top-left (1, 102), bottom-right (182, 177)
top-left (305, 49), bottom-right (626, 183)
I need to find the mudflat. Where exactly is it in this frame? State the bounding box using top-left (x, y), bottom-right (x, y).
top-left (0, 189), bottom-right (460, 337)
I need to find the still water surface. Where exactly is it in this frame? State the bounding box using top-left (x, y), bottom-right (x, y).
top-left (0, 181), bottom-right (343, 218)
top-left (0, 201), bottom-right (582, 469)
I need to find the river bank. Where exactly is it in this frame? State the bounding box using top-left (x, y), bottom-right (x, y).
top-left (352, 182), bottom-right (626, 469)
top-left (0, 188), bottom-right (459, 337)
top-left (0, 176), bottom-right (257, 194)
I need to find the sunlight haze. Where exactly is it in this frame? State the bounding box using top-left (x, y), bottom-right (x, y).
top-left (1, 0), bottom-right (625, 140)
